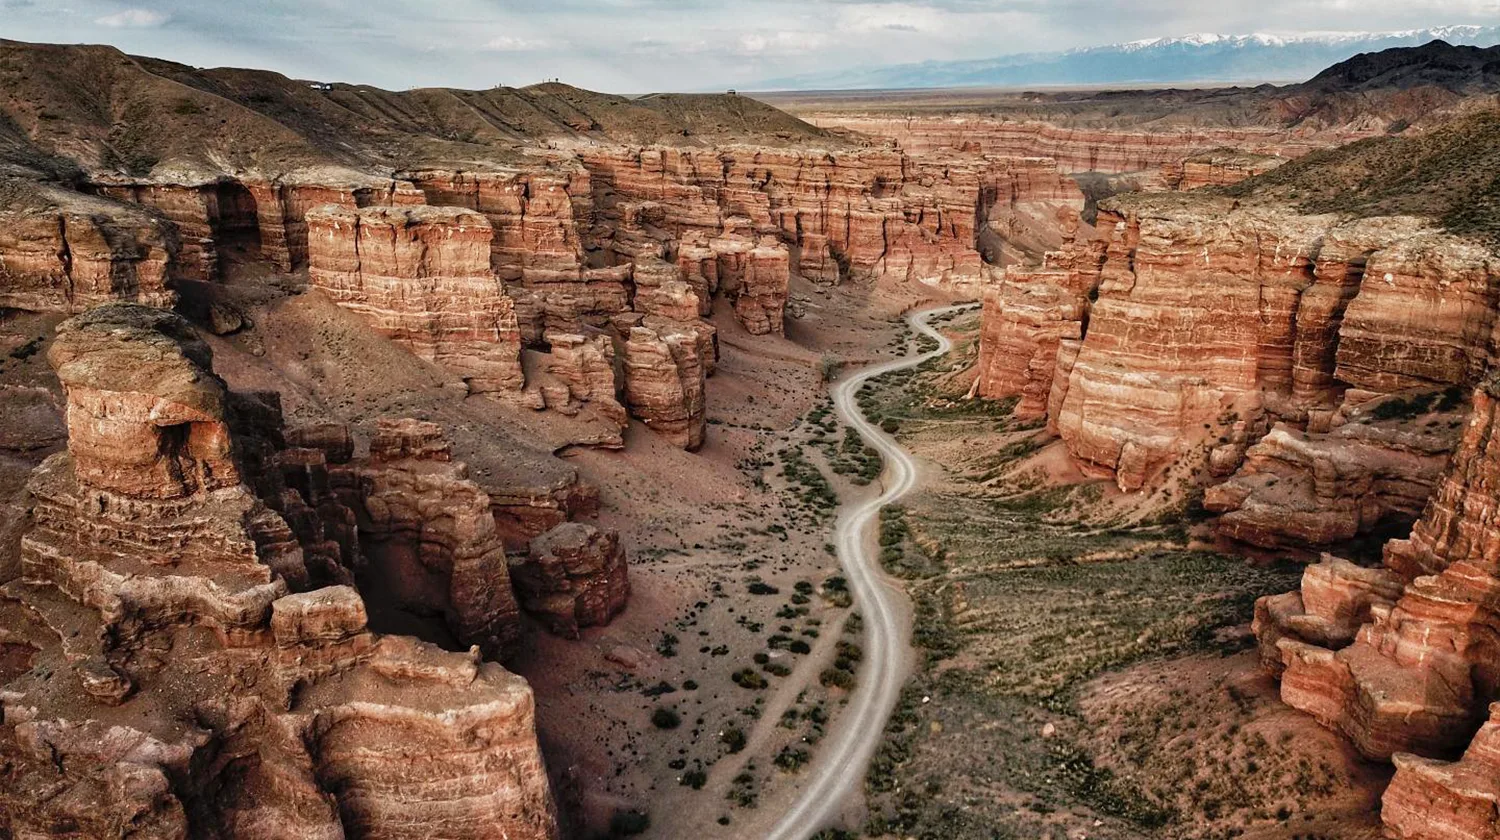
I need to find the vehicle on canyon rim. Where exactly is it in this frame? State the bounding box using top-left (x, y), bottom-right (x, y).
top-left (0, 11), bottom-right (1498, 840)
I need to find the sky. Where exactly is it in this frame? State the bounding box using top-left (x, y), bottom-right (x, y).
top-left (0, 0), bottom-right (1496, 92)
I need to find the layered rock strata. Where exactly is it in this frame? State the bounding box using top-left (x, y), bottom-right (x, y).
top-left (337, 419), bottom-right (522, 658)
top-left (619, 320), bottom-right (708, 451)
top-left (977, 195), bottom-right (1500, 510)
top-left (1254, 376), bottom-right (1500, 775)
top-left (0, 187), bottom-right (175, 313)
top-left (1203, 392), bottom-right (1465, 550)
top-left (511, 523), bottom-right (630, 639)
top-left (973, 218), bottom-right (1106, 419)
top-left (94, 174), bottom-right (426, 278)
top-left (306, 204), bottom-right (525, 394)
top-left (0, 303), bottom-right (558, 839)
top-left (802, 115), bottom-right (1350, 172)
top-left (1160, 150), bottom-right (1286, 190)
top-left (578, 145), bottom-right (1081, 291)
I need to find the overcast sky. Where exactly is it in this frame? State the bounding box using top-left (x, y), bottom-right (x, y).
top-left (1, 0), bottom-right (1496, 92)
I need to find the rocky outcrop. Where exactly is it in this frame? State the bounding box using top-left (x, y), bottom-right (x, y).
top-left (338, 419), bottom-right (522, 658)
top-left (534, 331), bottom-right (629, 429)
top-left (0, 186), bottom-right (175, 314)
top-left (1383, 703), bottom-right (1500, 840)
top-left (803, 116), bottom-right (1347, 172)
top-left (579, 145), bottom-right (1082, 291)
top-left (0, 303), bottom-right (558, 839)
top-left (982, 194), bottom-right (1499, 497)
top-left (1203, 391), bottom-right (1465, 550)
top-left (485, 468), bottom-right (601, 553)
top-left (619, 320), bottom-right (708, 451)
top-left (973, 218), bottom-right (1105, 418)
top-left (405, 164), bottom-right (592, 287)
top-left (306, 204), bottom-right (525, 394)
top-left (511, 523), bottom-right (629, 639)
top-left (1160, 150), bottom-right (1285, 190)
top-left (94, 174), bottom-right (425, 278)
top-left (1254, 376), bottom-right (1500, 768)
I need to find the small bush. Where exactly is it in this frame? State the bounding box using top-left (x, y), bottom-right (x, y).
top-left (681, 769), bottom-right (708, 789)
top-left (820, 667), bottom-right (856, 690)
top-left (731, 668), bottom-right (768, 689)
top-left (651, 707), bottom-right (681, 729)
top-left (721, 727), bottom-right (747, 752)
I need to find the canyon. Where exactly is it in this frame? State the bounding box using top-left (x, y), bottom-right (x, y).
top-left (1, 32), bottom-right (1499, 840)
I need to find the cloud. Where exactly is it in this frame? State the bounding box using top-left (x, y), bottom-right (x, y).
top-left (482, 34), bottom-right (551, 51)
top-left (95, 8), bottom-right (169, 28)
top-left (734, 30), bottom-right (829, 56)
top-left (836, 3), bottom-right (948, 34)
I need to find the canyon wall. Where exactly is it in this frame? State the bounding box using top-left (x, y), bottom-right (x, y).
top-left (1159, 150), bottom-right (1286, 191)
top-left (1254, 374), bottom-right (1500, 839)
top-left (0, 303), bottom-right (559, 839)
top-left (0, 187), bottom-right (176, 313)
top-left (976, 195), bottom-right (1500, 547)
top-left (578, 145), bottom-right (1082, 288)
top-left (306, 204), bottom-right (526, 394)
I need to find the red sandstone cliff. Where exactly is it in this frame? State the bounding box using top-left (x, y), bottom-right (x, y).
top-left (306, 204), bottom-right (526, 394)
top-left (977, 196), bottom-right (1498, 522)
top-left (0, 184), bottom-right (175, 313)
top-left (1254, 374), bottom-right (1500, 838)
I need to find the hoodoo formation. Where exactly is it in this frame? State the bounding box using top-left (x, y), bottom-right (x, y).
top-left (1, 25), bottom-right (1500, 840)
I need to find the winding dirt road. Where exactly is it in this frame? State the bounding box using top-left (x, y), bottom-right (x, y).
top-left (762, 304), bottom-right (969, 840)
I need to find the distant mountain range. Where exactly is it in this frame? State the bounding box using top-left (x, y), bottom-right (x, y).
top-left (758, 25), bottom-right (1500, 91)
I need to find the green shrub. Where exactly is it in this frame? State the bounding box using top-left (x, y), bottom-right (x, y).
top-left (820, 667), bottom-right (856, 690)
top-left (732, 668), bottom-right (768, 689)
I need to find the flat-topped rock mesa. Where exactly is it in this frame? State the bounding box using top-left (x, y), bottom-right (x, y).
top-left (300, 201), bottom-right (712, 450)
top-left (1254, 373), bottom-right (1500, 839)
top-left (0, 303), bottom-right (564, 838)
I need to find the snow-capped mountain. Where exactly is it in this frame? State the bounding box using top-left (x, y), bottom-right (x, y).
top-left (757, 25), bottom-right (1500, 91)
